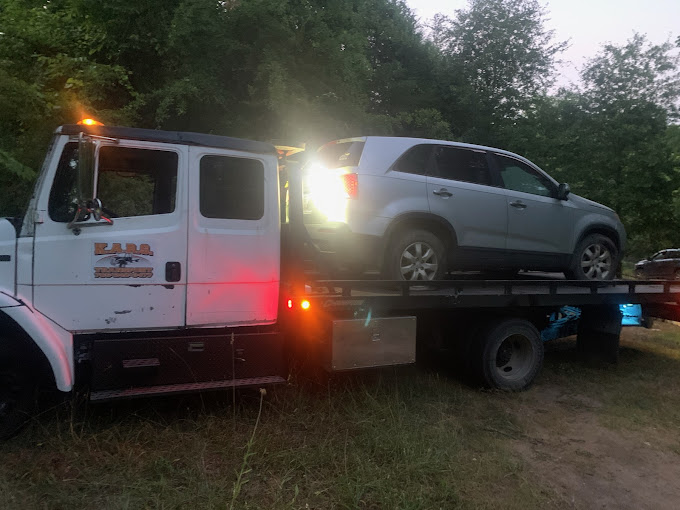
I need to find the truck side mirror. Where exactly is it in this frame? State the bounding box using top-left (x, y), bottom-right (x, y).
top-left (67, 134), bottom-right (113, 231)
top-left (77, 132), bottom-right (96, 204)
top-left (557, 183), bottom-right (570, 201)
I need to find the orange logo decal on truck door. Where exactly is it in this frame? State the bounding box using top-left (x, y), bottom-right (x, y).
top-left (93, 242), bottom-right (155, 279)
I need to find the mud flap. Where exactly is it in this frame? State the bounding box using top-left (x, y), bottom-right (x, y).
top-left (576, 305), bottom-right (622, 363)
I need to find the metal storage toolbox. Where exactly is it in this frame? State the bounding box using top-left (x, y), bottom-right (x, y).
top-left (325, 316), bottom-right (416, 371)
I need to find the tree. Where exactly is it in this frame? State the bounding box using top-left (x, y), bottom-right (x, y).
top-left (430, 0), bottom-right (567, 143)
top-left (0, 0), bottom-right (453, 216)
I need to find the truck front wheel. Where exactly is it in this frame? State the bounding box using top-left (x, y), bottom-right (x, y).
top-left (0, 356), bottom-right (36, 440)
top-left (472, 318), bottom-right (544, 391)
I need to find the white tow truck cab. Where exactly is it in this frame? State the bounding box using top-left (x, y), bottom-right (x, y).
top-left (0, 124), bottom-right (292, 436)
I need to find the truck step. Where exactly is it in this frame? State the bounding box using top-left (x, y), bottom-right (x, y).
top-left (89, 376), bottom-right (286, 402)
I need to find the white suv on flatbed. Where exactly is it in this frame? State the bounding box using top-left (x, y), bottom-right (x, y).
top-left (303, 136), bottom-right (626, 281)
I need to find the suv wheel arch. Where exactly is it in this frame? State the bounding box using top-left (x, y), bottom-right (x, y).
top-left (382, 214), bottom-right (457, 273)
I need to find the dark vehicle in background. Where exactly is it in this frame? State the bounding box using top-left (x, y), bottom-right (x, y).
top-left (635, 250), bottom-right (680, 279)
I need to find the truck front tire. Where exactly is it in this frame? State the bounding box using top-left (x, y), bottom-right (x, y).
top-left (0, 355), bottom-right (36, 440)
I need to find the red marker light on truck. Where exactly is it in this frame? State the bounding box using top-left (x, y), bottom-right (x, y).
top-left (287, 299), bottom-right (293, 309)
top-left (341, 173), bottom-right (358, 198)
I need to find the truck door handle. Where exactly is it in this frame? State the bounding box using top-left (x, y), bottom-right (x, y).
top-left (433, 188), bottom-right (452, 198)
top-left (510, 200), bottom-right (527, 209)
top-left (165, 262), bottom-right (181, 282)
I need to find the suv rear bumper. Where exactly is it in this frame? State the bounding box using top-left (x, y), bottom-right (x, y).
top-left (305, 222), bottom-right (383, 271)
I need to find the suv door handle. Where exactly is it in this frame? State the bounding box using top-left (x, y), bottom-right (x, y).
top-left (509, 200), bottom-right (527, 209)
top-left (433, 188), bottom-right (452, 198)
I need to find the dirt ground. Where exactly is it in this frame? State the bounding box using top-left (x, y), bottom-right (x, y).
top-left (511, 378), bottom-right (680, 509)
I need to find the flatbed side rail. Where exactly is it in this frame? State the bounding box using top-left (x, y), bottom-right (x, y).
top-left (299, 279), bottom-right (680, 312)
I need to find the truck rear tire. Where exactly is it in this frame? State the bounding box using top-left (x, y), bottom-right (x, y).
top-left (472, 318), bottom-right (543, 391)
top-left (0, 356), bottom-right (36, 440)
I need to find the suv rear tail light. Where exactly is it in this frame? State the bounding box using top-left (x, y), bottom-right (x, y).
top-left (341, 173), bottom-right (358, 198)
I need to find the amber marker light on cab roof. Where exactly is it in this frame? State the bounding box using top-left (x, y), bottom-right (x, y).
top-left (301, 300), bottom-right (311, 310)
top-left (77, 118), bottom-right (104, 126)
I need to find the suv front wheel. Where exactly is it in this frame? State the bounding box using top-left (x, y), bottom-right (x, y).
top-left (566, 233), bottom-right (618, 281)
top-left (386, 229), bottom-right (446, 281)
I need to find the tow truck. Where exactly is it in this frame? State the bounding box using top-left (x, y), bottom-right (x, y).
top-left (1, 121), bottom-right (679, 438)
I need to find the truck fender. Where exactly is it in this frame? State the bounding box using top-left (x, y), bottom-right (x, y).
top-left (0, 292), bottom-right (73, 392)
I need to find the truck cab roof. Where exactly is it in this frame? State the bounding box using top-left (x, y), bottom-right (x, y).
top-left (58, 124), bottom-right (277, 155)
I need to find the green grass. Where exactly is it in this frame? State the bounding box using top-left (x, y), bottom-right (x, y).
top-left (2, 323), bottom-right (680, 509)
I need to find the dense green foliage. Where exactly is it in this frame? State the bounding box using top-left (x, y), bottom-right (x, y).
top-left (1, 0), bottom-right (679, 256)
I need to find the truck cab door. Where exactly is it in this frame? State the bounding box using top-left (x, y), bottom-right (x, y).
top-left (32, 137), bottom-right (188, 331)
top-left (186, 147), bottom-right (280, 327)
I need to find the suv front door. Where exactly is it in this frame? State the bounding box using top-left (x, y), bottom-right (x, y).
top-left (494, 153), bottom-right (574, 267)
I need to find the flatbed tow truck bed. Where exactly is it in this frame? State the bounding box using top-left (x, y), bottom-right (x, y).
top-left (285, 277), bottom-right (680, 391)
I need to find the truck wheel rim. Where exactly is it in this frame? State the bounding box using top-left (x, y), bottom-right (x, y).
top-left (400, 242), bottom-right (438, 280)
top-left (495, 334), bottom-right (534, 382)
top-left (580, 243), bottom-right (612, 279)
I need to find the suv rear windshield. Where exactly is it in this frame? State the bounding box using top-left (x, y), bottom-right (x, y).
top-left (316, 141), bottom-right (365, 169)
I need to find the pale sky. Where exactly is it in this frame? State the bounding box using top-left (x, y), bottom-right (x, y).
top-left (407, 0), bottom-right (680, 87)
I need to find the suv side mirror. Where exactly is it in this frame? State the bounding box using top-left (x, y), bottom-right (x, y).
top-left (557, 183), bottom-right (570, 201)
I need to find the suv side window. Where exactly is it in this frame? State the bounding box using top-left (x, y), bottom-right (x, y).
top-left (495, 154), bottom-right (554, 198)
top-left (392, 144), bottom-right (434, 175)
top-left (200, 155), bottom-right (264, 220)
top-left (433, 146), bottom-right (492, 186)
top-left (97, 146), bottom-right (178, 217)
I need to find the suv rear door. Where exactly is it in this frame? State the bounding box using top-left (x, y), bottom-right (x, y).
top-left (426, 145), bottom-right (507, 264)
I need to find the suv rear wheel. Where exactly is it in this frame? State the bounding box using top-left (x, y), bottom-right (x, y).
top-left (566, 233), bottom-right (618, 281)
top-left (386, 229), bottom-right (446, 281)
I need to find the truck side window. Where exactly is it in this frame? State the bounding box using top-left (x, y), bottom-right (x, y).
top-left (200, 155), bottom-right (264, 220)
top-left (48, 143), bottom-right (79, 222)
top-left (97, 146), bottom-right (178, 217)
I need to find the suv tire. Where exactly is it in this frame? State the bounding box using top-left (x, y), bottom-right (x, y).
top-left (386, 229), bottom-right (446, 281)
top-left (566, 233), bottom-right (618, 281)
